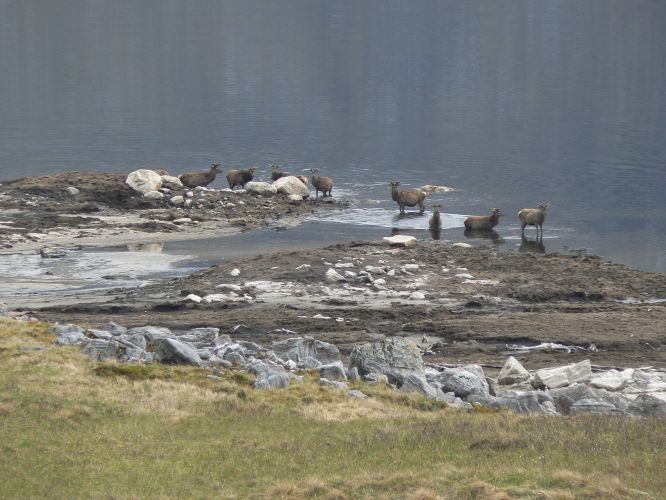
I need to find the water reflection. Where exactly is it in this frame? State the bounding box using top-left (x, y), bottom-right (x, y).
top-left (127, 242), bottom-right (164, 253)
top-left (429, 226), bottom-right (442, 240)
top-left (519, 235), bottom-right (546, 254)
top-left (463, 228), bottom-right (504, 245)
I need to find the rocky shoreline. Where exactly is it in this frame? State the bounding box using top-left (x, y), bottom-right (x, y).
top-left (48, 321), bottom-right (666, 417)
top-left (2, 170), bottom-right (666, 417)
top-left (0, 170), bottom-right (347, 252)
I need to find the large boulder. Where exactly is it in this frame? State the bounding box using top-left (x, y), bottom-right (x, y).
top-left (349, 337), bottom-right (425, 383)
top-left (245, 181), bottom-right (278, 196)
top-left (125, 169), bottom-right (163, 194)
top-left (272, 176), bottom-right (310, 198)
top-left (127, 326), bottom-right (173, 342)
top-left (250, 363), bottom-right (292, 390)
top-left (569, 398), bottom-right (625, 416)
top-left (497, 356), bottom-right (530, 385)
top-left (154, 338), bottom-right (202, 366)
top-left (532, 360), bottom-right (592, 389)
top-left (550, 383), bottom-right (632, 415)
top-left (439, 369), bottom-right (490, 398)
top-left (470, 392), bottom-right (558, 415)
top-left (272, 337), bottom-right (341, 367)
top-left (627, 394), bottom-right (666, 417)
top-left (400, 374), bottom-right (442, 400)
top-left (318, 362), bottom-right (347, 382)
top-left (589, 370), bottom-right (630, 391)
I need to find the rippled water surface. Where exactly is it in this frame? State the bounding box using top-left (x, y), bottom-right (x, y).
top-left (0, 1), bottom-right (664, 271)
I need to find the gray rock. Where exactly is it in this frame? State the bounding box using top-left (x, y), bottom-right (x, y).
top-left (119, 333), bottom-right (147, 351)
top-left (223, 351), bottom-right (246, 366)
top-left (250, 363), bottom-right (292, 390)
top-left (400, 374), bottom-right (442, 400)
top-left (170, 195), bottom-right (185, 206)
top-left (550, 383), bottom-right (632, 415)
top-left (155, 338), bottom-right (202, 366)
top-left (66, 186), bottom-right (80, 195)
top-left (124, 348), bottom-right (154, 364)
top-left (439, 369), bottom-right (489, 398)
top-left (569, 398), bottom-right (624, 416)
top-left (87, 329), bottom-right (113, 340)
top-left (53, 324), bottom-right (84, 335)
top-left (497, 356), bottom-right (530, 385)
top-left (319, 378), bottom-right (349, 390)
top-left (197, 348), bottom-right (212, 360)
top-left (325, 268), bottom-right (346, 282)
top-left (54, 330), bottom-right (86, 346)
top-left (318, 362), bottom-right (347, 382)
top-left (346, 366), bottom-right (360, 380)
top-left (365, 373), bottom-right (389, 385)
top-left (349, 337), bottom-right (425, 384)
top-left (127, 326), bottom-right (173, 342)
top-left (628, 394), bottom-right (666, 417)
top-left (589, 370), bottom-right (629, 391)
top-left (348, 390), bottom-right (368, 399)
top-left (209, 357), bottom-right (233, 368)
top-left (245, 181), bottom-right (278, 196)
top-left (103, 321), bottom-right (127, 336)
top-left (272, 336), bottom-right (341, 366)
top-left (532, 360), bottom-right (592, 389)
top-left (481, 392), bottom-right (558, 415)
top-left (550, 383), bottom-right (597, 415)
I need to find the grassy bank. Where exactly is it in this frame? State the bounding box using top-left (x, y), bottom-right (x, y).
top-left (0, 318), bottom-right (664, 499)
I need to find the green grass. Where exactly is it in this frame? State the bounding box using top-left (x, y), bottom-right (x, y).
top-left (0, 318), bottom-right (664, 499)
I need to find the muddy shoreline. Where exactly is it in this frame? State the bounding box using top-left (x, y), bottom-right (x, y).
top-left (2, 171), bottom-right (665, 370)
top-left (33, 241), bottom-right (666, 370)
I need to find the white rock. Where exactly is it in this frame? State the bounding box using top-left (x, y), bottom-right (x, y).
top-left (287, 194), bottom-right (303, 202)
top-left (185, 191), bottom-right (194, 198)
top-left (216, 284), bottom-right (243, 291)
top-left (365, 266), bottom-right (385, 274)
top-left (230, 268), bottom-right (241, 277)
top-left (170, 195), bottom-right (185, 206)
top-left (245, 181), bottom-right (278, 196)
top-left (325, 268), bottom-right (346, 282)
top-left (456, 273), bottom-right (475, 279)
top-left (533, 360), bottom-right (592, 389)
top-left (272, 176), bottom-right (310, 198)
top-left (344, 271), bottom-right (358, 279)
top-left (373, 278), bottom-right (387, 286)
top-left (409, 291), bottom-right (426, 300)
top-left (126, 169), bottom-right (163, 194)
top-left (589, 370), bottom-right (629, 391)
top-left (497, 356), bottom-right (530, 385)
top-left (383, 235), bottom-right (418, 247)
top-left (295, 264), bottom-right (311, 270)
top-left (186, 294), bottom-right (203, 303)
top-left (453, 242), bottom-right (473, 248)
top-left (173, 218), bottom-right (192, 224)
top-left (161, 175), bottom-right (183, 187)
top-left (66, 186), bottom-right (79, 195)
top-left (143, 190), bottom-right (164, 199)
top-left (403, 264), bottom-right (419, 271)
top-left (184, 199), bottom-right (193, 208)
top-left (335, 262), bottom-right (355, 268)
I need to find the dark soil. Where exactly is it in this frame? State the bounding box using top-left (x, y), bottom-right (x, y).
top-left (33, 241), bottom-right (666, 370)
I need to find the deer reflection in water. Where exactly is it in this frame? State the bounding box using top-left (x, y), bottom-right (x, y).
top-left (519, 234), bottom-right (546, 254)
top-left (463, 228), bottom-right (504, 245)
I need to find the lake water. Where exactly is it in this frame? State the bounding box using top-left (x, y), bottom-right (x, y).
top-left (1, 1), bottom-right (664, 272)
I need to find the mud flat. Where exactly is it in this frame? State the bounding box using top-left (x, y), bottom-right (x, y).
top-left (32, 240), bottom-right (666, 370)
top-left (0, 171), bottom-right (347, 252)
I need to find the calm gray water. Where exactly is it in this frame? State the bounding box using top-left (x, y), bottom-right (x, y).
top-left (1, 1), bottom-right (665, 272)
